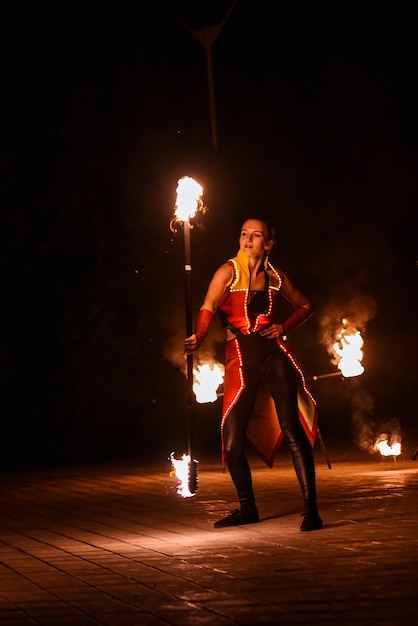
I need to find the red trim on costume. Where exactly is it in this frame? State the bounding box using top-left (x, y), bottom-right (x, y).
top-left (282, 305), bottom-right (312, 335)
top-left (218, 252), bottom-right (318, 467)
top-left (195, 308), bottom-right (213, 346)
top-left (277, 338), bottom-right (318, 447)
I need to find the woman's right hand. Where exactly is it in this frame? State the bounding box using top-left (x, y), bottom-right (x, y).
top-left (183, 334), bottom-right (199, 356)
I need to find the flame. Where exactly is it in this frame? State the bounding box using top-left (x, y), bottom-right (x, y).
top-left (169, 453), bottom-right (197, 498)
top-left (374, 434), bottom-right (402, 457)
top-left (174, 176), bottom-right (203, 223)
top-left (333, 319), bottom-right (364, 377)
top-left (193, 362), bottom-right (224, 403)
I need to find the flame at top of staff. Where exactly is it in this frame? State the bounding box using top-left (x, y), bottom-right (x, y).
top-left (174, 176), bottom-right (204, 223)
top-left (333, 318), bottom-right (364, 377)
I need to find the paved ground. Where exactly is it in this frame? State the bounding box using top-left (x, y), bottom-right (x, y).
top-left (1, 438), bottom-right (417, 626)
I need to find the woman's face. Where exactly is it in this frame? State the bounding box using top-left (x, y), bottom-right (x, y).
top-left (239, 219), bottom-right (273, 258)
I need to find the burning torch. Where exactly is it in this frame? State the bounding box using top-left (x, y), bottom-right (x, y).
top-left (307, 319), bottom-right (367, 468)
top-left (309, 319), bottom-right (365, 382)
top-left (169, 176), bottom-right (206, 496)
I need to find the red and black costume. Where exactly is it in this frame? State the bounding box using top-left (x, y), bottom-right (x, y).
top-left (199, 249), bottom-right (319, 517)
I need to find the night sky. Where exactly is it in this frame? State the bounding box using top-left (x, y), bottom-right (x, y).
top-left (1, 2), bottom-right (417, 471)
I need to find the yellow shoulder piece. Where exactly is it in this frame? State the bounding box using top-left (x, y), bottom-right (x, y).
top-left (229, 250), bottom-right (250, 291)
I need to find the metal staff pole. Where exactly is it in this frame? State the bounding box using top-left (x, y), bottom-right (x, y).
top-left (306, 371), bottom-right (343, 469)
top-left (308, 372), bottom-right (343, 381)
top-left (183, 221), bottom-right (198, 493)
top-left (316, 429), bottom-right (332, 469)
top-left (183, 222), bottom-right (193, 455)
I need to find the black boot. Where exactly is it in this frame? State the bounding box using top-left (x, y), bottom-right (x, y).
top-left (218, 452), bottom-right (259, 528)
top-left (300, 509), bottom-right (323, 532)
top-left (214, 504), bottom-right (259, 528)
top-left (286, 430), bottom-right (322, 531)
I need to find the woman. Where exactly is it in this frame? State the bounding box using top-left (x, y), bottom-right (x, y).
top-left (184, 218), bottom-right (323, 531)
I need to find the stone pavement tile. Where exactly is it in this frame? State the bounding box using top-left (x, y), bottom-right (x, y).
top-left (0, 442), bottom-right (417, 625)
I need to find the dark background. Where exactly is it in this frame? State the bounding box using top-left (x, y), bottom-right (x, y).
top-left (1, 2), bottom-right (417, 472)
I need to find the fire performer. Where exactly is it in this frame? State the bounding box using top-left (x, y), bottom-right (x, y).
top-left (184, 218), bottom-right (323, 531)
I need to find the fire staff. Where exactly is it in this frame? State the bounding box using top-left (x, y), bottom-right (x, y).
top-left (184, 218), bottom-right (323, 531)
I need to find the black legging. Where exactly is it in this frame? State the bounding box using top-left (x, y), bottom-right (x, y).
top-left (223, 344), bottom-right (317, 513)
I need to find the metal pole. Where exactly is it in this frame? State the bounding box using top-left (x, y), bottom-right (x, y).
top-left (203, 34), bottom-right (218, 152)
top-left (316, 428), bottom-right (332, 469)
top-left (183, 222), bottom-right (198, 492)
top-left (307, 371), bottom-right (342, 381)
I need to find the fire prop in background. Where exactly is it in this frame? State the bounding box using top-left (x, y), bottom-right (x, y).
top-left (374, 433), bottom-right (402, 460)
top-left (313, 316), bottom-right (407, 463)
top-left (193, 362), bottom-right (224, 403)
top-left (333, 318), bottom-right (364, 377)
top-left (310, 318), bottom-right (365, 381)
top-left (169, 176), bottom-right (206, 497)
top-left (307, 318), bottom-right (367, 467)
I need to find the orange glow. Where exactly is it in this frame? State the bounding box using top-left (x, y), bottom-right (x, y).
top-left (174, 176), bottom-right (203, 223)
top-left (193, 362), bottom-right (224, 403)
top-left (333, 319), bottom-right (364, 377)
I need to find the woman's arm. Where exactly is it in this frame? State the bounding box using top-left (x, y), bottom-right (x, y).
top-left (184, 263), bottom-right (233, 354)
top-left (279, 272), bottom-right (313, 334)
top-left (260, 271), bottom-right (313, 339)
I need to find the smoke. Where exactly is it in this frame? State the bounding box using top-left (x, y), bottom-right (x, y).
top-left (349, 386), bottom-right (376, 451)
top-left (351, 387), bottom-right (404, 454)
top-left (162, 326), bottom-right (188, 372)
top-left (162, 319), bottom-right (224, 380)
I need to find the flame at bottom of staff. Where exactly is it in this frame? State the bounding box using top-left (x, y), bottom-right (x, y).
top-left (374, 434), bottom-right (402, 457)
top-left (169, 452), bottom-right (199, 497)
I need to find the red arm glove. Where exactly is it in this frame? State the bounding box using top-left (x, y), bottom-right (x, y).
top-left (194, 309), bottom-right (214, 347)
top-left (282, 305), bottom-right (312, 335)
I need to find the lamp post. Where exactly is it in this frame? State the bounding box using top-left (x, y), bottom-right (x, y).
top-left (166, 1), bottom-right (238, 152)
